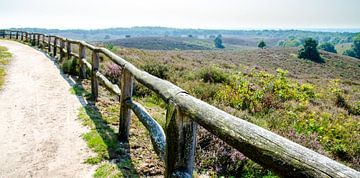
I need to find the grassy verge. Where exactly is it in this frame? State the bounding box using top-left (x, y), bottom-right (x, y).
top-left (71, 82), bottom-right (163, 177)
top-left (0, 46), bottom-right (12, 89)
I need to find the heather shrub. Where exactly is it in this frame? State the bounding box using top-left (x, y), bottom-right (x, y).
top-left (133, 81), bottom-right (152, 97)
top-left (142, 63), bottom-right (169, 79)
top-left (198, 66), bottom-right (229, 84)
top-left (103, 62), bottom-right (122, 84)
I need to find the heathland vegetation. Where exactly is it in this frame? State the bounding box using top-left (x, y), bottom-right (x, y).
top-left (17, 28), bottom-right (360, 176)
top-left (58, 33), bottom-right (360, 176)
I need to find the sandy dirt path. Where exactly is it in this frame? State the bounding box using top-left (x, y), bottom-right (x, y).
top-left (0, 40), bottom-right (94, 178)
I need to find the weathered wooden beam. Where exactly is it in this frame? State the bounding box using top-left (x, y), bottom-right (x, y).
top-left (79, 43), bottom-right (87, 79)
top-left (118, 69), bottom-right (133, 142)
top-left (81, 58), bottom-right (92, 71)
top-left (91, 50), bottom-right (100, 101)
top-left (16, 31), bottom-right (19, 40)
top-left (172, 92), bottom-right (359, 178)
top-left (165, 100), bottom-right (197, 178)
top-left (126, 100), bottom-right (165, 160)
top-left (70, 52), bottom-right (79, 59)
top-left (95, 71), bottom-right (121, 96)
top-left (9, 31), bottom-right (12, 39)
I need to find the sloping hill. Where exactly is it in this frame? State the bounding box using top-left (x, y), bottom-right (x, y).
top-left (107, 37), bottom-right (211, 50)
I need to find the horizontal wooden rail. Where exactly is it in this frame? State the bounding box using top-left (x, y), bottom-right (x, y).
top-left (2, 29), bottom-right (359, 178)
top-left (126, 100), bottom-right (166, 160)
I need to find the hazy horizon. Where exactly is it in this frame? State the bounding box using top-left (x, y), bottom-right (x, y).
top-left (1, 0), bottom-right (360, 30)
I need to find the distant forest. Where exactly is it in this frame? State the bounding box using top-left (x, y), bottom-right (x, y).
top-left (9, 27), bottom-right (358, 45)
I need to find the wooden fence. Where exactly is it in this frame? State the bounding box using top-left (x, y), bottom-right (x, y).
top-left (1, 29), bottom-right (359, 178)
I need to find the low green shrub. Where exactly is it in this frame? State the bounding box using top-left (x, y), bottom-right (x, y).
top-left (61, 58), bottom-right (78, 75)
top-left (142, 63), bottom-right (169, 79)
top-left (198, 66), bottom-right (229, 84)
top-left (216, 68), bottom-right (316, 113)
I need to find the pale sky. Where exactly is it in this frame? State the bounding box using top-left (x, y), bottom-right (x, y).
top-left (1, 0), bottom-right (360, 29)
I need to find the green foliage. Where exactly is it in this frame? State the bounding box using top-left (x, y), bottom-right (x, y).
top-left (216, 69), bottom-right (315, 113)
top-left (0, 46), bottom-right (11, 89)
top-left (318, 42), bottom-right (337, 53)
top-left (198, 66), bottom-right (229, 83)
top-left (342, 34), bottom-right (360, 59)
top-left (258, 40), bottom-right (266, 49)
top-left (353, 34), bottom-right (360, 58)
top-left (278, 38), bottom-right (302, 47)
top-left (142, 63), bottom-right (169, 79)
top-left (61, 58), bottom-right (78, 75)
top-left (214, 34), bottom-right (225, 49)
top-left (298, 38), bottom-right (323, 62)
top-left (343, 49), bottom-right (356, 58)
top-left (105, 43), bottom-right (117, 52)
top-left (94, 163), bottom-right (123, 178)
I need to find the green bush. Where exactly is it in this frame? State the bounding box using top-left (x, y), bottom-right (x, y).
top-left (318, 42), bottom-right (337, 53)
top-left (142, 63), bottom-right (169, 79)
top-left (133, 81), bottom-right (152, 97)
top-left (216, 69), bottom-right (316, 113)
top-left (298, 38), bottom-right (323, 62)
top-left (198, 66), bottom-right (229, 84)
top-left (61, 58), bottom-right (78, 75)
top-left (258, 40), bottom-right (266, 49)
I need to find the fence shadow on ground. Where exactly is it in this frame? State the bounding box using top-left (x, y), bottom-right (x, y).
top-left (41, 49), bottom-right (139, 177)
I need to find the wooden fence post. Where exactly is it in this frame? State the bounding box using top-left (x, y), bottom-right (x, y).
top-left (59, 39), bottom-right (65, 62)
top-left (165, 100), bottom-right (197, 178)
top-left (9, 31), bottom-right (12, 39)
top-left (53, 37), bottom-right (57, 57)
top-left (16, 31), bottom-right (19, 40)
top-left (25, 33), bottom-right (28, 42)
top-left (31, 34), bottom-right (35, 46)
top-left (47, 36), bottom-right (51, 53)
top-left (41, 35), bottom-right (44, 50)
top-left (79, 43), bottom-right (87, 79)
top-left (118, 69), bottom-right (133, 142)
top-left (1, 30), bottom-right (4, 38)
top-left (37, 34), bottom-right (40, 46)
top-left (91, 50), bottom-right (99, 101)
top-left (67, 41), bottom-right (71, 60)
top-left (21, 32), bottom-right (23, 41)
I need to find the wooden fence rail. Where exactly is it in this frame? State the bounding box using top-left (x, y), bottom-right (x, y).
top-left (1, 30), bottom-right (359, 178)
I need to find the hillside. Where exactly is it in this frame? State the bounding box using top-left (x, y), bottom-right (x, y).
top-left (92, 46), bottom-right (359, 176)
top-left (105, 37), bottom-right (211, 50)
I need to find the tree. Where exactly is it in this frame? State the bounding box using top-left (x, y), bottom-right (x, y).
top-left (353, 34), bottom-right (360, 58)
top-left (258, 40), bottom-right (266, 49)
top-left (214, 34), bottom-right (224, 49)
top-left (104, 35), bottom-right (110, 39)
top-left (298, 38), bottom-right (323, 62)
top-left (342, 34), bottom-right (360, 59)
top-left (318, 42), bottom-right (337, 53)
